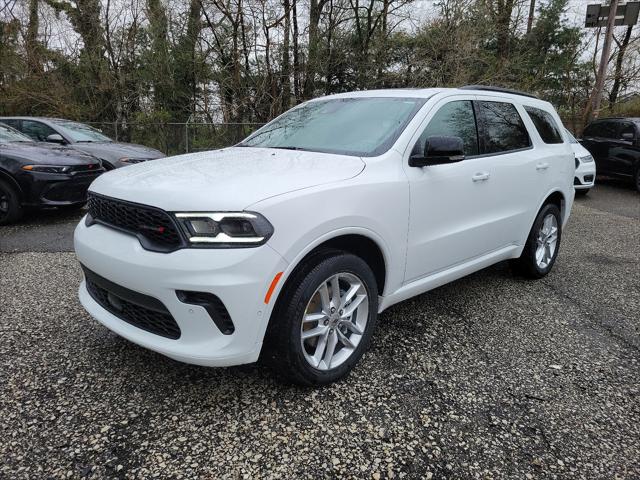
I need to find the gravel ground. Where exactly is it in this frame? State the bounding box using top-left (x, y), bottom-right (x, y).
top-left (0, 184), bottom-right (638, 479)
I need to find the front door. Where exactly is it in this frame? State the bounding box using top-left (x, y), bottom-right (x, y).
top-left (609, 122), bottom-right (639, 177)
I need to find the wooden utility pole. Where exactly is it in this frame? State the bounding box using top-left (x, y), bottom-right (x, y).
top-left (526, 0), bottom-right (536, 34)
top-left (584, 0), bottom-right (619, 123)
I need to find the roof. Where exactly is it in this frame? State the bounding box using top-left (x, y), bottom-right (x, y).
top-left (312, 86), bottom-right (549, 104)
top-left (589, 117), bottom-right (640, 122)
top-left (0, 116), bottom-right (69, 122)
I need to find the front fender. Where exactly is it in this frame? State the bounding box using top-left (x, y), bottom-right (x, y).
top-left (248, 169), bottom-right (409, 299)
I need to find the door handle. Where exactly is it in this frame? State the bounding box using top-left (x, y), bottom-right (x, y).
top-left (536, 162), bottom-right (550, 171)
top-left (472, 172), bottom-right (490, 182)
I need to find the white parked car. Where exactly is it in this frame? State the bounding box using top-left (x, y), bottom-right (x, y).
top-left (565, 129), bottom-right (596, 195)
top-left (74, 86), bottom-right (575, 385)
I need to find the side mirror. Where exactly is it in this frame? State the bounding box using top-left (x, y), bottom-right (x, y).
top-left (621, 132), bottom-right (634, 141)
top-left (46, 133), bottom-right (65, 144)
top-left (409, 135), bottom-right (465, 167)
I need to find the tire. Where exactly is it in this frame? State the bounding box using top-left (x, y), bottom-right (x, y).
top-left (0, 178), bottom-right (23, 225)
top-left (263, 250), bottom-right (378, 386)
top-left (634, 167), bottom-right (640, 193)
top-left (511, 203), bottom-right (562, 279)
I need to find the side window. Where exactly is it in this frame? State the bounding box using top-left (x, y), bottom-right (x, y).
top-left (413, 100), bottom-right (479, 156)
top-left (1, 119), bottom-right (20, 129)
top-left (598, 121), bottom-right (618, 139)
top-left (21, 120), bottom-right (57, 142)
top-left (523, 106), bottom-right (563, 144)
top-left (583, 123), bottom-right (600, 137)
top-left (477, 101), bottom-right (531, 154)
top-left (620, 122), bottom-right (635, 140)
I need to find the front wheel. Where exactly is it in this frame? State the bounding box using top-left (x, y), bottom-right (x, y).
top-left (0, 179), bottom-right (23, 225)
top-left (263, 251), bottom-right (378, 386)
top-left (511, 203), bottom-right (562, 279)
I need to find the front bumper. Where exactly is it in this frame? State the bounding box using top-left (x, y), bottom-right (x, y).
top-left (18, 169), bottom-right (104, 207)
top-left (574, 159), bottom-right (596, 190)
top-left (74, 219), bottom-right (288, 366)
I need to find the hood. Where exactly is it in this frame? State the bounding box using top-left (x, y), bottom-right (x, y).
top-left (89, 147), bottom-right (365, 211)
top-left (571, 142), bottom-right (591, 158)
top-left (71, 141), bottom-right (165, 161)
top-left (0, 142), bottom-right (100, 165)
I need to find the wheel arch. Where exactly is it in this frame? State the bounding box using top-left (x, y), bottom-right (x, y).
top-left (276, 230), bottom-right (389, 300)
top-left (542, 190), bottom-right (566, 221)
top-left (0, 168), bottom-right (24, 200)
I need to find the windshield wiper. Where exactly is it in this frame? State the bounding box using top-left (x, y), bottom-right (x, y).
top-left (271, 146), bottom-right (306, 151)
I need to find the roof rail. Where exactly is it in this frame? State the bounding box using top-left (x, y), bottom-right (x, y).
top-left (459, 85), bottom-right (539, 99)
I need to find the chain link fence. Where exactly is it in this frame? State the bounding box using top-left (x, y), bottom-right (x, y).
top-left (85, 122), bottom-right (264, 156)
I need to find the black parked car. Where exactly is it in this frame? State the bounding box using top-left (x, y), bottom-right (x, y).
top-left (580, 117), bottom-right (640, 191)
top-left (0, 123), bottom-right (104, 225)
top-left (0, 117), bottom-right (165, 170)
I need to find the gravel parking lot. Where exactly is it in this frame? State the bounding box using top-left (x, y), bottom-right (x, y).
top-left (1, 179), bottom-right (638, 479)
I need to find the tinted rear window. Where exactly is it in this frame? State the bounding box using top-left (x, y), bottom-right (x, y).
top-left (524, 106), bottom-right (563, 144)
top-left (478, 101), bottom-right (531, 154)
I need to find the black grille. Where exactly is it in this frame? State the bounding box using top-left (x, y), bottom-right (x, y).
top-left (87, 193), bottom-right (183, 252)
top-left (83, 266), bottom-right (181, 339)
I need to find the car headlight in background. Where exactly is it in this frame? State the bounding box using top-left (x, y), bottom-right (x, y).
top-left (579, 154), bottom-right (594, 163)
top-left (174, 212), bottom-right (274, 247)
top-left (22, 165), bottom-right (73, 174)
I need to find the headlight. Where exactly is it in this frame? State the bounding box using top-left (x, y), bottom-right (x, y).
top-left (21, 165), bottom-right (73, 174)
top-left (174, 212), bottom-right (273, 247)
top-left (579, 154), bottom-right (594, 163)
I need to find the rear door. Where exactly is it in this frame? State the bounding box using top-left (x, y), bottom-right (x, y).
top-left (473, 99), bottom-right (540, 244)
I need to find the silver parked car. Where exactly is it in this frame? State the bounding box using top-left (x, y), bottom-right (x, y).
top-left (0, 117), bottom-right (165, 170)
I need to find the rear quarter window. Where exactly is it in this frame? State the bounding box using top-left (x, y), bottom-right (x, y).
top-left (477, 101), bottom-right (531, 154)
top-left (524, 106), bottom-right (563, 144)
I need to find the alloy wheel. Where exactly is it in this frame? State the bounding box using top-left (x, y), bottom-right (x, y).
top-left (0, 188), bottom-right (10, 220)
top-left (300, 272), bottom-right (369, 371)
top-left (535, 213), bottom-right (558, 269)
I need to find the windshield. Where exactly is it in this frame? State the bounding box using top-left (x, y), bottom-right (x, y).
top-left (0, 124), bottom-right (34, 143)
top-left (565, 128), bottom-right (579, 144)
top-left (239, 97), bottom-right (427, 156)
top-left (52, 120), bottom-right (112, 143)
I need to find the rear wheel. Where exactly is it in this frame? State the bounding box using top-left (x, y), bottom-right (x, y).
top-left (0, 179), bottom-right (23, 225)
top-left (634, 167), bottom-right (640, 192)
top-left (263, 251), bottom-right (378, 386)
top-left (511, 203), bottom-right (562, 279)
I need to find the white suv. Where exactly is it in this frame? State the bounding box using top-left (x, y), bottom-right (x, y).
top-left (74, 86), bottom-right (574, 385)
